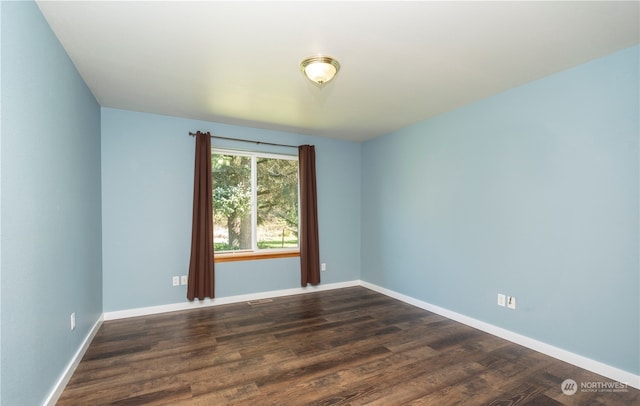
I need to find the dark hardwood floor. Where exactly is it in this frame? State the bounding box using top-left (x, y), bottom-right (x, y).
top-left (57, 287), bottom-right (638, 405)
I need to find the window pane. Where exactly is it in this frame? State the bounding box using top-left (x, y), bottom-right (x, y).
top-left (256, 157), bottom-right (299, 250)
top-left (212, 153), bottom-right (252, 252)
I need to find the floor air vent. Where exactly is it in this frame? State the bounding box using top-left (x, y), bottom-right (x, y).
top-left (247, 298), bottom-right (273, 306)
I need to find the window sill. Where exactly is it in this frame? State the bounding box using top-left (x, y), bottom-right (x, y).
top-left (214, 250), bottom-right (300, 263)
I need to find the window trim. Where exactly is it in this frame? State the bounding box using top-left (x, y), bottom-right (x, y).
top-left (214, 249), bottom-right (300, 263)
top-left (212, 147), bottom-right (300, 260)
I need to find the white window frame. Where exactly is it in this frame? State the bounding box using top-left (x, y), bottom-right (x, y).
top-left (212, 147), bottom-right (300, 257)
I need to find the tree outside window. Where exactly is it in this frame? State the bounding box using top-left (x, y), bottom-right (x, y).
top-left (212, 149), bottom-right (299, 252)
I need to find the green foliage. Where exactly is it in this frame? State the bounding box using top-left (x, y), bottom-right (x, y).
top-left (257, 240), bottom-right (299, 249)
top-left (212, 151), bottom-right (299, 250)
top-left (213, 184), bottom-right (251, 219)
top-left (212, 154), bottom-right (251, 219)
top-left (257, 157), bottom-right (299, 236)
top-left (214, 242), bottom-right (236, 251)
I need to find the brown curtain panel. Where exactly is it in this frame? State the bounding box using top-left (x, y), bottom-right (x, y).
top-left (187, 131), bottom-right (215, 300)
top-left (299, 145), bottom-right (320, 286)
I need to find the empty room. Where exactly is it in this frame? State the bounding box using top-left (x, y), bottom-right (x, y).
top-left (1, 1), bottom-right (638, 405)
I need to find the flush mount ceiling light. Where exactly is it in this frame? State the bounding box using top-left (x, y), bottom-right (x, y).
top-left (300, 56), bottom-right (340, 86)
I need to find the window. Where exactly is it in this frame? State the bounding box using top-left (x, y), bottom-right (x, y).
top-left (212, 148), bottom-right (299, 261)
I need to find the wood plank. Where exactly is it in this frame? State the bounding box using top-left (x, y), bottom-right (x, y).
top-left (56, 287), bottom-right (639, 405)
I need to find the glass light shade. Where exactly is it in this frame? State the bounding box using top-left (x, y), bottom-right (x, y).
top-left (300, 56), bottom-right (340, 86)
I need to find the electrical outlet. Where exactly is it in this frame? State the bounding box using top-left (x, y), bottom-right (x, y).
top-left (181, 275), bottom-right (188, 285)
top-left (497, 294), bottom-right (506, 307)
top-left (70, 312), bottom-right (76, 330)
top-left (507, 296), bottom-right (516, 310)
top-left (321, 263), bottom-right (327, 271)
top-left (172, 276), bottom-right (180, 286)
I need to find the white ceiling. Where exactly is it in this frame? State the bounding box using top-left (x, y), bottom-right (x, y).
top-left (36, 1), bottom-right (639, 142)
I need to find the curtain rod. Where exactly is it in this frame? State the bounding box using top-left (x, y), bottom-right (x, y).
top-left (189, 132), bottom-right (298, 149)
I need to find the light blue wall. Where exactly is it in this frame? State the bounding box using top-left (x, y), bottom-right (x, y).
top-left (0, 2), bottom-right (3, 404)
top-left (0, 2), bottom-right (102, 405)
top-left (362, 46), bottom-right (639, 374)
top-left (101, 108), bottom-right (361, 312)
top-left (0, 3), bottom-right (635, 402)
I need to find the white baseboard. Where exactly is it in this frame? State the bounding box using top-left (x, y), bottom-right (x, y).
top-left (44, 314), bottom-right (104, 406)
top-left (103, 280), bottom-right (360, 321)
top-left (54, 279), bottom-right (638, 405)
top-left (359, 280), bottom-right (640, 390)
